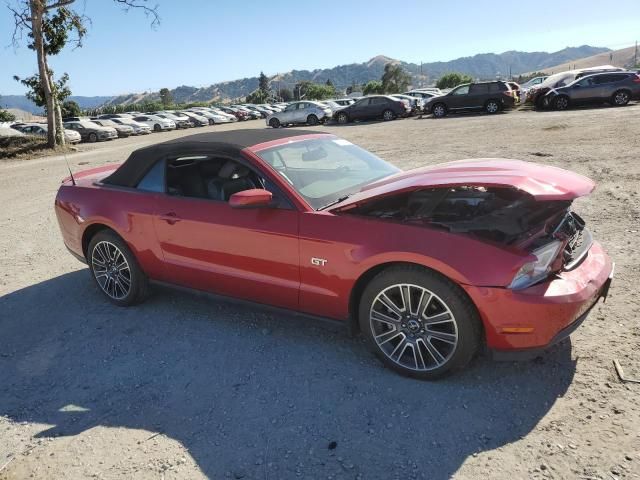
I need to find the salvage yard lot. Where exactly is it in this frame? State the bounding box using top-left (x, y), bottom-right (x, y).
top-left (1, 106), bottom-right (639, 479)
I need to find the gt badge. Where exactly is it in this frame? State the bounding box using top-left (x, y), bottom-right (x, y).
top-left (311, 257), bottom-right (327, 266)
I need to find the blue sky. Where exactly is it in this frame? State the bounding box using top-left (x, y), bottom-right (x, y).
top-left (1, 0), bottom-right (639, 96)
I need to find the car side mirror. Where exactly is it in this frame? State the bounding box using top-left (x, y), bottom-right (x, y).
top-left (229, 189), bottom-right (273, 208)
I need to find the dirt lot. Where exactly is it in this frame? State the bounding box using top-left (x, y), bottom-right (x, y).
top-left (1, 107), bottom-right (639, 480)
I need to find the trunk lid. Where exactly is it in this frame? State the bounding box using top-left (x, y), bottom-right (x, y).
top-left (63, 164), bottom-right (120, 186)
top-left (330, 158), bottom-right (594, 212)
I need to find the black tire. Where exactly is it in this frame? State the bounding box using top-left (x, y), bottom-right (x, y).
top-left (553, 95), bottom-right (570, 111)
top-left (431, 103), bottom-right (447, 118)
top-left (87, 230), bottom-right (149, 307)
top-left (307, 114), bottom-right (319, 126)
top-left (611, 90), bottom-right (631, 106)
top-left (209, 119), bottom-right (215, 125)
top-left (269, 118), bottom-right (281, 128)
top-left (485, 99), bottom-right (500, 114)
top-left (88, 132), bottom-right (98, 143)
top-left (154, 123), bottom-right (161, 132)
top-left (382, 109), bottom-right (395, 121)
top-left (336, 112), bottom-right (349, 124)
top-left (358, 265), bottom-right (481, 380)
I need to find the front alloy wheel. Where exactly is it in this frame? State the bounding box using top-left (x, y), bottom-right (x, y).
top-left (382, 109), bottom-right (395, 121)
top-left (337, 112), bottom-right (349, 124)
top-left (553, 96), bottom-right (570, 110)
top-left (432, 104), bottom-right (447, 118)
top-left (359, 266), bottom-right (480, 379)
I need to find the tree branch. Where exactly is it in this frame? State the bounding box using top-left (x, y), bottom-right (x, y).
top-left (44, 0), bottom-right (75, 11)
top-left (7, 2), bottom-right (32, 47)
top-left (113, 0), bottom-right (160, 27)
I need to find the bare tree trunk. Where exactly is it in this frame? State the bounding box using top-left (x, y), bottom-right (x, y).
top-left (46, 59), bottom-right (66, 147)
top-left (29, 0), bottom-right (56, 148)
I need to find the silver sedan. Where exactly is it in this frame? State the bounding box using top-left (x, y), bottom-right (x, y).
top-left (266, 101), bottom-right (332, 128)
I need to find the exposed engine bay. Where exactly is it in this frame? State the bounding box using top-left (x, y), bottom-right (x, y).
top-left (346, 186), bottom-right (574, 245)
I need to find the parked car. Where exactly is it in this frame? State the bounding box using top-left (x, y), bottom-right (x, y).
top-left (91, 119), bottom-right (134, 138)
top-left (391, 94), bottom-right (423, 114)
top-left (54, 129), bottom-right (613, 379)
top-left (232, 105), bottom-right (261, 120)
top-left (507, 82), bottom-right (521, 103)
top-left (0, 126), bottom-right (25, 137)
top-left (412, 87), bottom-right (443, 95)
top-left (154, 112), bottom-right (191, 129)
top-left (64, 120), bottom-right (118, 142)
top-left (424, 81), bottom-right (516, 118)
top-left (542, 71), bottom-right (640, 110)
top-left (209, 107), bottom-right (238, 122)
top-left (267, 101), bottom-right (333, 128)
top-left (520, 76), bottom-right (547, 89)
top-left (110, 118), bottom-right (152, 135)
top-left (98, 113), bottom-right (133, 120)
top-left (132, 114), bottom-right (176, 132)
top-left (179, 111), bottom-right (209, 127)
top-left (187, 109), bottom-right (229, 125)
top-left (324, 98), bottom-right (355, 109)
top-left (525, 66), bottom-right (625, 108)
top-left (17, 123), bottom-right (81, 143)
top-left (218, 106), bottom-right (249, 121)
top-left (333, 95), bottom-right (411, 124)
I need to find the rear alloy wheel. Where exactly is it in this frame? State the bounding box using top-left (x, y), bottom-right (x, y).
top-left (431, 103), bottom-right (447, 118)
top-left (553, 96), bottom-right (570, 110)
top-left (337, 112), bottom-right (349, 124)
top-left (307, 114), bottom-right (319, 126)
top-left (382, 109), bottom-right (395, 121)
top-left (612, 90), bottom-right (630, 106)
top-left (88, 230), bottom-right (149, 307)
top-left (359, 266), bottom-right (480, 379)
top-left (88, 132), bottom-right (98, 143)
top-left (269, 118), bottom-right (281, 128)
top-left (485, 100), bottom-right (500, 114)
top-left (154, 124), bottom-right (161, 132)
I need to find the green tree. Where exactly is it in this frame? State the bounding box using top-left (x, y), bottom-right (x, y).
top-left (363, 80), bottom-right (384, 95)
top-left (245, 89), bottom-right (268, 104)
top-left (61, 99), bottom-right (80, 117)
top-left (8, 0), bottom-right (159, 147)
top-left (305, 83), bottom-right (335, 100)
top-left (0, 108), bottom-right (16, 122)
top-left (436, 72), bottom-right (473, 89)
top-left (381, 63), bottom-right (411, 94)
top-left (258, 71), bottom-right (269, 92)
top-left (159, 87), bottom-right (173, 107)
top-left (325, 78), bottom-right (334, 88)
top-left (14, 71), bottom-right (71, 114)
top-left (279, 87), bottom-right (293, 102)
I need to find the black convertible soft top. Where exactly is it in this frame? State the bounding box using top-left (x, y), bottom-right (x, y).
top-left (103, 129), bottom-right (326, 187)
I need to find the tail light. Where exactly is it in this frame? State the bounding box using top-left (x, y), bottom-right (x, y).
top-left (633, 74), bottom-right (640, 83)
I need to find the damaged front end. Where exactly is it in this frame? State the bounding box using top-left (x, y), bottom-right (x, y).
top-left (337, 185), bottom-right (592, 290)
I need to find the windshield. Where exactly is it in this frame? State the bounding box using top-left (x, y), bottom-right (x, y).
top-left (254, 137), bottom-right (400, 210)
top-left (539, 72), bottom-right (575, 89)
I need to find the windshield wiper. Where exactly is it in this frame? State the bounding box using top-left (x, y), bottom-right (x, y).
top-left (318, 194), bottom-right (352, 211)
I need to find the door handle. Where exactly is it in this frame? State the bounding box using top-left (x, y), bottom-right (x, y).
top-left (160, 212), bottom-right (181, 225)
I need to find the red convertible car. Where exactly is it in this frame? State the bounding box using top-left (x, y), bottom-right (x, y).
top-left (55, 130), bottom-right (613, 379)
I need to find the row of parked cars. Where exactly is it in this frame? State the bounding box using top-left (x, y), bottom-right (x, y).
top-left (264, 65), bottom-right (640, 128)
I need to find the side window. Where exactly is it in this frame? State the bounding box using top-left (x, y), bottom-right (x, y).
top-left (356, 98), bottom-right (371, 106)
top-left (372, 97), bottom-right (387, 104)
top-left (469, 84), bottom-right (489, 94)
top-left (137, 159), bottom-right (166, 193)
top-left (285, 104), bottom-right (297, 112)
top-left (451, 85), bottom-right (470, 95)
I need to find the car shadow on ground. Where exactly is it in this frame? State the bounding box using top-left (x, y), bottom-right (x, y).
top-left (1, 270), bottom-right (577, 479)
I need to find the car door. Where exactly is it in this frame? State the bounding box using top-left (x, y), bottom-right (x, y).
top-left (349, 98), bottom-right (371, 120)
top-left (466, 83), bottom-right (489, 110)
top-left (569, 76), bottom-right (600, 104)
top-left (280, 103), bottom-right (297, 123)
top-left (150, 154), bottom-right (301, 310)
top-left (446, 84), bottom-right (471, 110)
top-left (292, 102), bottom-right (308, 123)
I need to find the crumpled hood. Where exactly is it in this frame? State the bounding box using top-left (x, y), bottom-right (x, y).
top-left (331, 158), bottom-right (595, 211)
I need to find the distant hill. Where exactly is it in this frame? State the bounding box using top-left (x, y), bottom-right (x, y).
top-left (2, 45), bottom-right (610, 110)
top-left (0, 95), bottom-right (113, 115)
top-left (527, 45), bottom-right (638, 75)
top-left (102, 45), bottom-right (610, 106)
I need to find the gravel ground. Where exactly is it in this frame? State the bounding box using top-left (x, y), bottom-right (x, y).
top-left (1, 107), bottom-right (639, 480)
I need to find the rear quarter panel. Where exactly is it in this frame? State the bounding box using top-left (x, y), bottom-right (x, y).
top-left (55, 182), bottom-right (165, 279)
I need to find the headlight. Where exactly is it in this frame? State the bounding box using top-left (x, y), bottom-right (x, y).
top-left (509, 240), bottom-right (563, 290)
